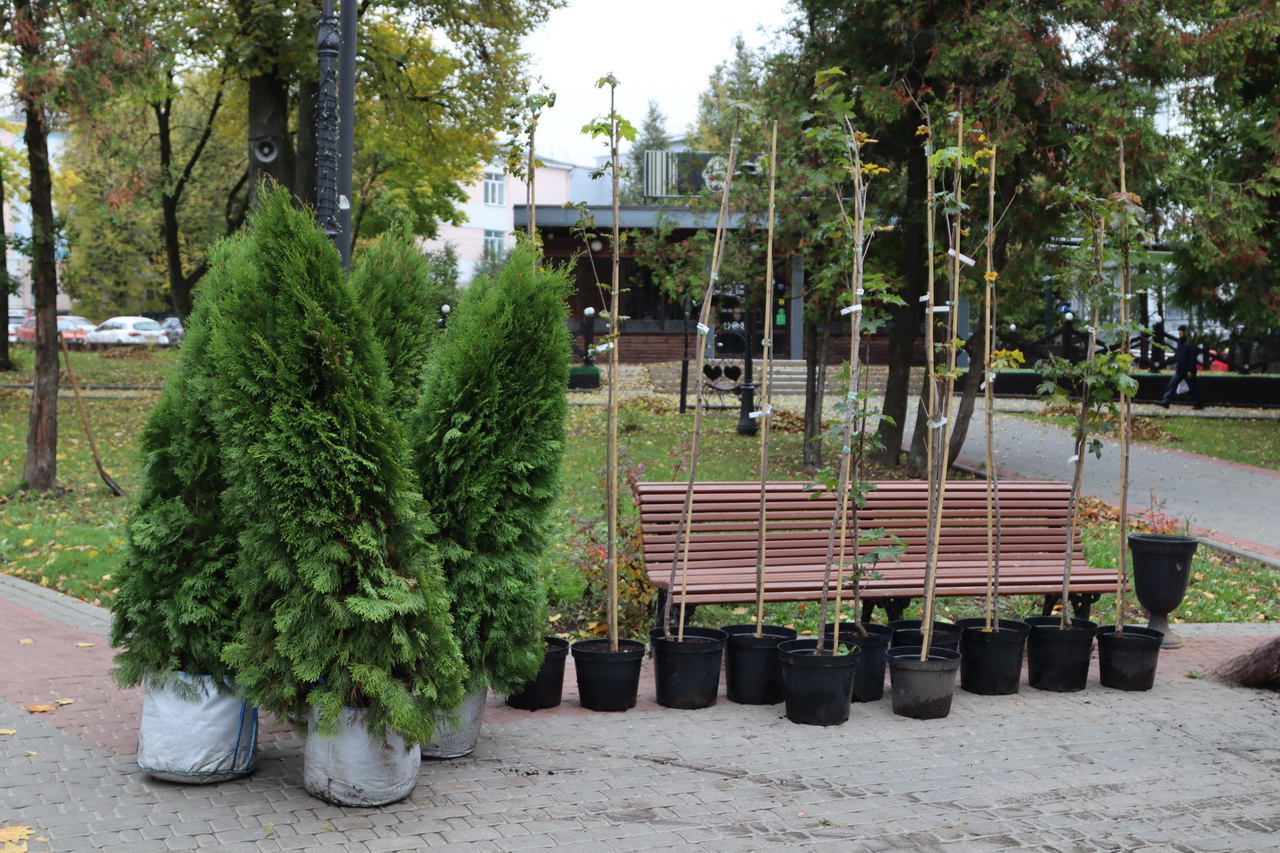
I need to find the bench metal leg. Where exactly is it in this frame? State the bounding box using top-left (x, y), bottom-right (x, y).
top-left (653, 589), bottom-right (697, 631)
top-left (861, 598), bottom-right (912, 624)
top-left (1041, 593), bottom-right (1102, 621)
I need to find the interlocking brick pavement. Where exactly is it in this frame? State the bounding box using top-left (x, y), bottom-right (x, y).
top-left (5, 575), bottom-right (1280, 851)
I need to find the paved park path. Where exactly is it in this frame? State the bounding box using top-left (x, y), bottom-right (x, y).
top-left (4, 381), bottom-right (1280, 851)
top-left (950, 402), bottom-right (1280, 566)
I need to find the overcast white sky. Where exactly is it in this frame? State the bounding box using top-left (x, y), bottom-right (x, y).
top-left (521, 0), bottom-right (796, 164)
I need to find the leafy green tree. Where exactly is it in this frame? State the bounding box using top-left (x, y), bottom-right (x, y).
top-left (622, 99), bottom-right (672, 204)
top-left (109, 232), bottom-right (246, 688)
top-left (1168, 4), bottom-right (1280, 350)
top-left (775, 0), bottom-right (1192, 469)
top-left (409, 239), bottom-right (571, 694)
top-left (349, 223), bottom-right (452, 415)
top-left (211, 185), bottom-right (465, 742)
top-left (1, 0), bottom-right (152, 491)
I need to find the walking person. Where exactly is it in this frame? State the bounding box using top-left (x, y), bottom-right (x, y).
top-left (1158, 325), bottom-right (1205, 410)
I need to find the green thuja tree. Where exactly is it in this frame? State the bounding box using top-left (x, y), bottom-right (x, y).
top-left (409, 239), bottom-right (571, 695)
top-left (210, 186), bottom-right (465, 743)
top-left (109, 232), bottom-right (249, 690)
top-left (350, 224), bottom-right (451, 415)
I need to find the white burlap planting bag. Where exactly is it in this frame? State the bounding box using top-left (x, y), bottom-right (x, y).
top-left (137, 673), bottom-right (257, 784)
top-left (303, 707), bottom-right (420, 806)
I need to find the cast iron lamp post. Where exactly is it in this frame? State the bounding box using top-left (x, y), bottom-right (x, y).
top-left (316, 0), bottom-right (356, 270)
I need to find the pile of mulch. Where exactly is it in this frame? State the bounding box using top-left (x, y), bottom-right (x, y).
top-left (1040, 404), bottom-right (1181, 443)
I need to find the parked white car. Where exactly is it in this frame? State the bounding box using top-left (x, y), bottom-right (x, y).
top-left (85, 316), bottom-right (169, 346)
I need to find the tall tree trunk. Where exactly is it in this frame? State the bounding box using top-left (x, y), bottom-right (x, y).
top-left (21, 99), bottom-right (58, 492)
top-left (874, 147), bottom-right (927, 466)
top-left (802, 294), bottom-right (835, 474)
top-left (945, 312), bottom-right (988, 463)
top-left (247, 71), bottom-right (293, 205)
top-left (294, 76), bottom-right (318, 210)
top-left (0, 160), bottom-right (13, 372)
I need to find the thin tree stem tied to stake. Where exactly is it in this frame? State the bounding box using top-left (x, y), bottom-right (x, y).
top-left (753, 121), bottom-right (779, 638)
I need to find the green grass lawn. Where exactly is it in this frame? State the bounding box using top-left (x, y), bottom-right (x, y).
top-left (1013, 409), bottom-right (1280, 470)
top-left (2, 357), bottom-right (1276, 633)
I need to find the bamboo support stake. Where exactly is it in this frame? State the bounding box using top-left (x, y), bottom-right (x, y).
top-left (1115, 140), bottom-right (1133, 633)
top-left (920, 111), bottom-right (964, 661)
top-left (668, 140), bottom-right (740, 643)
top-left (982, 146), bottom-right (1001, 631)
top-left (818, 119), bottom-right (873, 652)
top-left (605, 83), bottom-right (622, 653)
top-left (753, 121), bottom-right (779, 637)
top-left (920, 119), bottom-right (939, 658)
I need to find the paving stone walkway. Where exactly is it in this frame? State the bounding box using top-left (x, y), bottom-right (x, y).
top-left (3, 569), bottom-right (1280, 852)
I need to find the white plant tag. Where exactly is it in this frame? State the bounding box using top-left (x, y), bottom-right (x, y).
top-left (948, 248), bottom-right (976, 266)
top-left (696, 323), bottom-right (710, 335)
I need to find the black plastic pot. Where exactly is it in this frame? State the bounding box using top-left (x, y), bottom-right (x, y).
top-left (1097, 625), bottom-right (1164, 691)
top-left (648, 627), bottom-right (728, 709)
top-left (505, 636), bottom-right (570, 710)
top-left (1025, 616), bottom-right (1097, 692)
top-left (887, 646), bottom-right (962, 720)
top-left (954, 618), bottom-right (1030, 696)
top-left (1129, 533), bottom-right (1199, 648)
top-left (886, 619), bottom-right (962, 651)
top-left (571, 639), bottom-right (646, 712)
top-left (721, 624), bottom-right (797, 705)
top-left (777, 638), bottom-right (860, 726)
top-left (825, 622), bottom-right (891, 703)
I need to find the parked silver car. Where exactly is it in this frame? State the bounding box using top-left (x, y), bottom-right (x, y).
top-left (85, 316), bottom-right (170, 346)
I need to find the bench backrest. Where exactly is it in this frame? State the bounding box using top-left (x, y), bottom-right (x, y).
top-left (633, 480), bottom-right (1086, 569)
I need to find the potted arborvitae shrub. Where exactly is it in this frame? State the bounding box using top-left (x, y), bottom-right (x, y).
top-left (109, 233), bottom-right (256, 784)
top-left (349, 222), bottom-right (451, 417)
top-left (409, 239), bottom-right (572, 751)
top-left (210, 186), bottom-right (466, 807)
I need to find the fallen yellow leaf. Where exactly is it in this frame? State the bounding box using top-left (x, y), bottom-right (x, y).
top-left (24, 751), bottom-right (36, 757)
top-left (74, 643), bottom-right (94, 648)
top-left (54, 698), bottom-right (74, 706)
top-left (0, 729), bottom-right (15, 736)
top-left (25, 705), bottom-right (56, 714)
top-left (0, 827), bottom-right (33, 843)
top-left (4, 842), bottom-right (29, 853)
top-left (21, 538), bottom-right (33, 548)
top-left (1015, 701), bottom-right (1026, 706)
top-left (17, 639), bottom-right (33, 645)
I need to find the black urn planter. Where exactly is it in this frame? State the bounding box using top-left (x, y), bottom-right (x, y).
top-left (505, 636), bottom-right (570, 710)
top-left (1025, 616), bottom-right (1097, 692)
top-left (1097, 625), bottom-right (1164, 691)
top-left (954, 618), bottom-right (1030, 696)
top-left (571, 639), bottom-right (645, 712)
top-left (1129, 533), bottom-right (1199, 649)
top-left (887, 619), bottom-right (962, 652)
top-left (778, 638), bottom-right (860, 726)
top-left (825, 622), bottom-right (891, 703)
top-left (887, 646), bottom-right (962, 720)
top-left (648, 627), bottom-right (728, 709)
top-left (721, 624), bottom-right (797, 705)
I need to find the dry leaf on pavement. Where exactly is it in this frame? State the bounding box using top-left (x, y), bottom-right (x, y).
top-left (74, 643), bottom-right (94, 648)
top-left (25, 705), bottom-right (56, 714)
top-left (54, 699), bottom-right (74, 706)
top-left (0, 826), bottom-right (34, 843)
top-left (17, 639), bottom-right (33, 645)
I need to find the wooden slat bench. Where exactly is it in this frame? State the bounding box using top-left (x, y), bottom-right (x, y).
top-left (634, 480), bottom-right (1119, 622)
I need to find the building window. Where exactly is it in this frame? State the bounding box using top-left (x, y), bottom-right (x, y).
top-left (483, 171), bottom-right (505, 206)
top-left (483, 229), bottom-right (506, 257)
